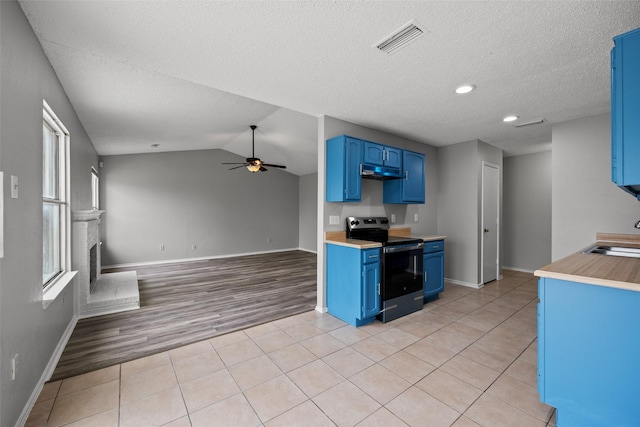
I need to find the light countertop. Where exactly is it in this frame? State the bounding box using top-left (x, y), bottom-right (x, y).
top-left (534, 233), bottom-right (640, 292)
top-left (325, 228), bottom-right (446, 249)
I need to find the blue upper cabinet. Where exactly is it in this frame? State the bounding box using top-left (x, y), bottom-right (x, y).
top-left (326, 135), bottom-right (362, 202)
top-left (611, 27), bottom-right (640, 200)
top-left (383, 150), bottom-right (425, 204)
top-left (363, 141), bottom-right (402, 169)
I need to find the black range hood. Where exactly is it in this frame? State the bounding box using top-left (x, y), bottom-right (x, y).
top-left (360, 163), bottom-right (403, 180)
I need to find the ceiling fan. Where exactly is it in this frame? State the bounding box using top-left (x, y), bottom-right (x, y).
top-left (222, 125), bottom-right (286, 172)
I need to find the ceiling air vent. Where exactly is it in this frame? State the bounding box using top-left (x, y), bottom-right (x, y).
top-left (374, 20), bottom-right (428, 55)
top-left (514, 118), bottom-right (546, 128)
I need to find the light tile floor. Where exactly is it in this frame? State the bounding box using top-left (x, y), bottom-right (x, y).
top-left (26, 270), bottom-right (556, 427)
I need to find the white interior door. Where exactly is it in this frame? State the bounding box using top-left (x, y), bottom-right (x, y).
top-left (482, 162), bottom-right (499, 284)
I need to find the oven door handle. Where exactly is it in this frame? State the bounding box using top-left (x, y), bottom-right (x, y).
top-left (384, 242), bottom-right (424, 253)
top-left (414, 255), bottom-right (417, 276)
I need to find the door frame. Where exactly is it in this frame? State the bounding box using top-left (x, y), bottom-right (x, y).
top-left (481, 161), bottom-right (500, 284)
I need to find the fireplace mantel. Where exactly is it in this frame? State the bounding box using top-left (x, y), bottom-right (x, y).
top-left (72, 209), bottom-right (105, 222)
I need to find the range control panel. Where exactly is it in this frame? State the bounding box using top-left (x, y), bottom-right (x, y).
top-left (346, 216), bottom-right (390, 231)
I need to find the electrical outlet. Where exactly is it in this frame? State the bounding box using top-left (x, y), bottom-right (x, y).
top-left (10, 175), bottom-right (18, 199)
top-left (267, 237), bottom-right (271, 243)
top-left (414, 214), bottom-right (419, 222)
top-left (11, 354), bottom-right (18, 381)
top-left (391, 214), bottom-right (396, 223)
top-left (160, 244), bottom-right (165, 251)
top-left (329, 215), bottom-right (340, 225)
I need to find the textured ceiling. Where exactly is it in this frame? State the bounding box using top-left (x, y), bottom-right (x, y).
top-left (18, 1), bottom-right (640, 175)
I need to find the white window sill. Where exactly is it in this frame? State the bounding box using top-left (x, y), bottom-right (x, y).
top-left (43, 270), bottom-right (77, 309)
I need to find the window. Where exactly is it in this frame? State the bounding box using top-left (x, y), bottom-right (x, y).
top-left (43, 100), bottom-right (70, 290)
top-left (91, 167), bottom-right (99, 210)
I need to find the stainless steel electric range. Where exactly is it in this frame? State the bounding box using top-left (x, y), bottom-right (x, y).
top-left (346, 217), bottom-right (424, 322)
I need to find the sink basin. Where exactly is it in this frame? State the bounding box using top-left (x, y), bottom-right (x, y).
top-left (582, 245), bottom-right (640, 258)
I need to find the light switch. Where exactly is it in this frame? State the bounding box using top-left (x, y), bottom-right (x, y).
top-left (10, 175), bottom-right (18, 199)
top-left (414, 213), bottom-right (419, 222)
top-left (329, 215), bottom-right (340, 225)
top-left (391, 214), bottom-right (396, 223)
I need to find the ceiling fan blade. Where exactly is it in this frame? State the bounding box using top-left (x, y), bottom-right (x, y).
top-left (221, 162), bottom-right (247, 165)
top-left (261, 163), bottom-right (286, 169)
top-left (259, 166), bottom-right (268, 172)
top-left (228, 165), bottom-right (247, 170)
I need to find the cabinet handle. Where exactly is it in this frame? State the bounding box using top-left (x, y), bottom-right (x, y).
top-left (377, 283), bottom-right (380, 295)
top-left (424, 271), bottom-right (428, 282)
top-left (405, 170), bottom-right (409, 181)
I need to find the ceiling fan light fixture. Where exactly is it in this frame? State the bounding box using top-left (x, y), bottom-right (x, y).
top-left (247, 163), bottom-right (261, 172)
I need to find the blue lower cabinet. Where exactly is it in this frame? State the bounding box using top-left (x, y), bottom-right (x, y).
top-left (326, 244), bottom-right (380, 326)
top-left (538, 277), bottom-right (640, 426)
top-left (423, 240), bottom-right (444, 302)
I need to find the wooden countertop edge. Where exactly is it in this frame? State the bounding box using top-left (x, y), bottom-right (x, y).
top-left (534, 269), bottom-right (640, 292)
top-left (324, 230), bottom-right (446, 249)
top-left (323, 238), bottom-right (382, 249)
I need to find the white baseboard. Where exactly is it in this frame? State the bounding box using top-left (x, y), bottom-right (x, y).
top-left (445, 277), bottom-right (484, 289)
top-left (102, 247), bottom-right (309, 270)
top-left (503, 266), bottom-right (536, 274)
top-left (298, 247), bottom-right (317, 254)
top-left (315, 305), bottom-right (328, 313)
top-left (16, 314), bottom-right (78, 427)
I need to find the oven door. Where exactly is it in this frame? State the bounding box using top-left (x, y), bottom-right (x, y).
top-left (381, 243), bottom-right (424, 301)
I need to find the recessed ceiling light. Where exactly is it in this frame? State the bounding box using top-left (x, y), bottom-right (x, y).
top-left (503, 115), bottom-right (519, 123)
top-left (455, 85), bottom-right (475, 94)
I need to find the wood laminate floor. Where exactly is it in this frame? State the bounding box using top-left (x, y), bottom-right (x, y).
top-left (51, 250), bottom-right (317, 381)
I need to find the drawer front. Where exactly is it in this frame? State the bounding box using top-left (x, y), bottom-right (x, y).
top-left (362, 248), bottom-right (380, 264)
top-left (423, 240), bottom-right (444, 253)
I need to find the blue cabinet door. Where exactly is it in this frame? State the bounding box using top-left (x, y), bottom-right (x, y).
top-left (326, 135), bottom-right (362, 202)
top-left (363, 141), bottom-right (384, 166)
top-left (423, 252), bottom-right (444, 298)
top-left (611, 27), bottom-right (640, 199)
top-left (538, 277), bottom-right (640, 426)
top-left (361, 260), bottom-right (380, 319)
top-left (363, 142), bottom-right (402, 169)
top-left (385, 147), bottom-right (402, 169)
top-left (423, 240), bottom-right (444, 300)
top-left (383, 150), bottom-right (425, 204)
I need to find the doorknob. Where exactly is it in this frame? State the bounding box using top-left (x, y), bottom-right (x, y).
top-left (484, 228), bottom-right (489, 233)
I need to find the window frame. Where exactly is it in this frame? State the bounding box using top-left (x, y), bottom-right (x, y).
top-left (42, 100), bottom-right (75, 304)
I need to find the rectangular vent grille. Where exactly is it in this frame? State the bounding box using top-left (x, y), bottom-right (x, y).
top-left (375, 20), bottom-right (427, 54)
top-left (514, 118), bottom-right (546, 128)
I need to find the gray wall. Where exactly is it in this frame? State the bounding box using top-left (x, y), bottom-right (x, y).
top-left (100, 149), bottom-right (300, 266)
top-left (437, 140), bottom-right (503, 286)
top-left (552, 113), bottom-right (640, 260)
top-left (299, 173), bottom-right (317, 252)
top-left (503, 151), bottom-right (552, 272)
top-left (0, 1), bottom-right (99, 425)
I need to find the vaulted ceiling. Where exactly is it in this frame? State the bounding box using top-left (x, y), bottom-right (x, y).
top-left (19, 1), bottom-right (640, 175)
